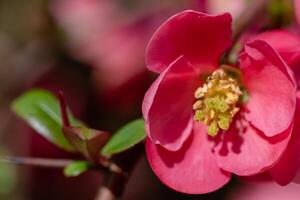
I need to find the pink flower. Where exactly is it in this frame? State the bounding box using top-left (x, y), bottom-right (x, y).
top-left (250, 30), bottom-right (300, 186)
top-left (142, 10), bottom-right (297, 194)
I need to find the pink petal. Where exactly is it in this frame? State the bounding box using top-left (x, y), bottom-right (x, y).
top-left (215, 114), bottom-right (292, 176)
top-left (146, 10), bottom-right (232, 73)
top-left (228, 182), bottom-right (300, 200)
top-left (146, 122), bottom-right (231, 194)
top-left (251, 30), bottom-right (300, 67)
top-left (296, 0), bottom-right (300, 25)
top-left (142, 56), bottom-right (200, 151)
top-left (240, 40), bottom-right (297, 137)
top-left (271, 93), bottom-right (300, 185)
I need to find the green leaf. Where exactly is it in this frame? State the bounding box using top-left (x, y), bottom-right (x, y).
top-left (63, 161), bottom-right (90, 177)
top-left (101, 119), bottom-right (145, 156)
top-left (11, 89), bottom-right (84, 151)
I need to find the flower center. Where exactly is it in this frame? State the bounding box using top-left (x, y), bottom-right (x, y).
top-left (193, 67), bottom-right (242, 136)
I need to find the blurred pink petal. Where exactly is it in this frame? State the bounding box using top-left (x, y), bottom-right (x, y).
top-left (206, 0), bottom-right (247, 19)
top-left (227, 182), bottom-right (300, 200)
top-left (90, 23), bottom-right (151, 88)
top-left (51, 0), bottom-right (171, 89)
top-left (51, 0), bottom-right (118, 49)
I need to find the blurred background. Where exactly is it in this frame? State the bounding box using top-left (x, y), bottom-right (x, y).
top-left (0, 0), bottom-right (299, 199)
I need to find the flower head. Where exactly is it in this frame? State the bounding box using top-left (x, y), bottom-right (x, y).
top-left (143, 10), bottom-right (297, 194)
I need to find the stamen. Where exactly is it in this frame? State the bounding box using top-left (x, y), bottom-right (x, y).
top-left (193, 68), bottom-right (242, 136)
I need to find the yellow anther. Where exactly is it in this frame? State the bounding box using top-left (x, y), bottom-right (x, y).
top-left (208, 120), bottom-right (219, 137)
top-left (193, 100), bottom-right (203, 110)
top-left (225, 92), bottom-right (239, 104)
top-left (209, 109), bottom-right (216, 119)
top-left (194, 110), bottom-right (205, 121)
top-left (231, 107), bottom-right (240, 116)
top-left (218, 113), bottom-right (231, 130)
top-left (218, 101), bottom-right (229, 112)
top-left (194, 85), bottom-right (207, 98)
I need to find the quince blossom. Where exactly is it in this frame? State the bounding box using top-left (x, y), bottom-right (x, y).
top-left (142, 10), bottom-right (297, 194)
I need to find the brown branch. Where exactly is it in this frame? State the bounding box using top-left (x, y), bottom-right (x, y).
top-left (0, 156), bottom-right (126, 177)
top-left (0, 156), bottom-right (74, 168)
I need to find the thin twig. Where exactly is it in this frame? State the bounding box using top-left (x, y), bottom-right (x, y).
top-left (0, 156), bottom-right (126, 177)
top-left (0, 156), bottom-right (74, 168)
